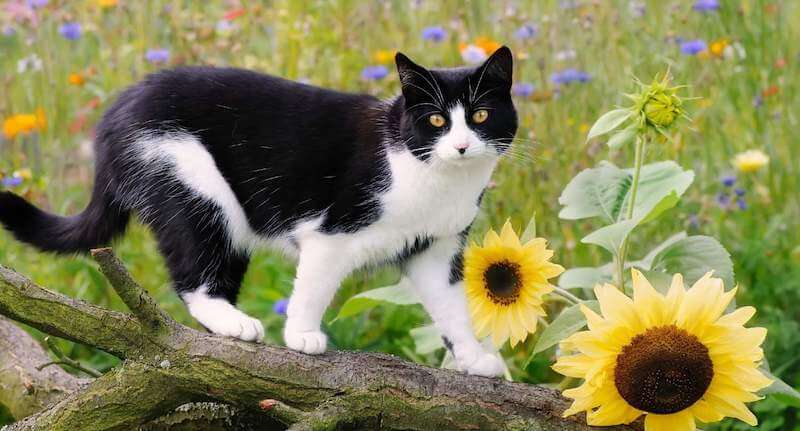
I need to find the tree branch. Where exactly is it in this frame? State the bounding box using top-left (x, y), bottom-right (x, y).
top-left (0, 253), bottom-right (643, 430)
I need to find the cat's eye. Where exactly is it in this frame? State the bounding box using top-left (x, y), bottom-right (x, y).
top-left (472, 109), bottom-right (489, 124)
top-left (429, 114), bottom-right (446, 128)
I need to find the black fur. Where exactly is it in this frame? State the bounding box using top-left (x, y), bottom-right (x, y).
top-left (0, 47), bottom-right (516, 303)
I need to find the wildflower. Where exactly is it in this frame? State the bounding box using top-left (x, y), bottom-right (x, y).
top-left (693, 0), bottom-right (719, 12)
top-left (360, 65), bottom-right (388, 81)
top-left (16, 54), bottom-right (42, 73)
top-left (474, 37), bottom-right (501, 55)
top-left (708, 38), bottom-right (728, 58)
top-left (68, 72), bottom-right (86, 86)
top-left (734, 188), bottom-right (745, 197)
top-left (372, 50), bottom-right (395, 64)
top-left (460, 44), bottom-right (487, 64)
top-left (215, 20), bottom-right (237, 36)
top-left (1, 176), bottom-right (23, 188)
top-left (551, 69), bottom-right (591, 85)
top-left (26, 0), bottom-right (48, 8)
top-left (680, 39), bottom-right (707, 55)
top-left (421, 26), bottom-right (447, 42)
top-left (58, 22), bottom-right (82, 41)
top-left (3, 26), bottom-right (16, 37)
top-left (223, 8), bottom-right (246, 21)
top-left (554, 270), bottom-right (771, 431)
top-left (716, 192), bottom-right (730, 208)
top-left (273, 299), bottom-right (289, 316)
top-left (2, 109), bottom-right (46, 139)
top-left (555, 49), bottom-right (577, 61)
top-left (514, 23), bottom-right (538, 40)
top-left (145, 48), bottom-right (170, 65)
top-left (97, 0), bottom-right (117, 7)
top-left (733, 149), bottom-right (769, 173)
top-left (464, 220), bottom-right (564, 347)
top-left (721, 175), bottom-right (736, 187)
top-left (736, 197), bottom-right (747, 210)
top-left (512, 83), bottom-right (535, 97)
top-left (628, 72), bottom-right (686, 130)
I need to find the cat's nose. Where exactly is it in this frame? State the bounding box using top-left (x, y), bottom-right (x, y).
top-left (453, 141), bottom-right (469, 154)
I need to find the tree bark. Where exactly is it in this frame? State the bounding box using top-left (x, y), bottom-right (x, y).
top-left (0, 249), bottom-right (642, 430)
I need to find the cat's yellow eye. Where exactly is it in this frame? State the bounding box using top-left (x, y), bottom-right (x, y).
top-left (472, 109), bottom-right (489, 124)
top-left (429, 114), bottom-right (446, 128)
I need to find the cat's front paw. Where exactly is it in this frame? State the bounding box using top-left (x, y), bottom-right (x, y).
top-left (283, 321), bottom-right (328, 354)
top-left (458, 351), bottom-right (505, 377)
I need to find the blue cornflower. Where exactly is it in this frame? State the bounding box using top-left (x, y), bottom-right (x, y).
top-left (514, 24), bottom-right (538, 40)
top-left (361, 65), bottom-right (388, 81)
top-left (145, 48), bottom-right (170, 64)
top-left (26, 0), bottom-right (48, 8)
top-left (512, 83), bottom-right (535, 97)
top-left (58, 22), bottom-right (82, 41)
top-left (3, 26), bottom-right (16, 37)
top-left (734, 188), bottom-right (746, 197)
top-left (716, 192), bottom-right (730, 207)
top-left (736, 197), bottom-right (747, 210)
top-left (1, 176), bottom-right (23, 188)
top-left (272, 299), bottom-right (289, 316)
top-left (693, 0), bottom-right (719, 12)
top-left (421, 26), bottom-right (447, 42)
top-left (753, 95), bottom-right (764, 108)
top-left (680, 40), bottom-right (707, 55)
top-left (551, 69), bottom-right (591, 85)
top-left (721, 175), bottom-right (736, 187)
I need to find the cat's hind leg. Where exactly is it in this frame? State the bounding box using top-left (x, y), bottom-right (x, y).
top-left (149, 198), bottom-right (264, 342)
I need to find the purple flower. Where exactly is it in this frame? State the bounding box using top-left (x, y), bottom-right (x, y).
top-left (551, 69), bottom-right (591, 85)
top-left (753, 95), bottom-right (764, 108)
top-left (688, 213), bottom-right (700, 229)
top-left (272, 299), bottom-right (288, 316)
top-left (736, 197), bottom-right (747, 210)
top-left (693, 0), bottom-right (719, 12)
top-left (145, 48), bottom-right (170, 64)
top-left (721, 175), bottom-right (736, 187)
top-left (734, 188), bottom-right (746, 197)
top-left (58, 22), bottom-right (81, 41)
top-left (716, 192), bottom-right (730, 207)
top-left (1, 176), bottom-right (23, 188)
top-left (3, 26), bottom-right (16, 37)
top-left (680, 40), bottom-right (707, 55)
top-left (361, 65), bottom-right (388, 81)
top-left (26, 0), bottom-right (48, 8)
top-left (512, 82), bottom-right (535, 97)
top-left (421, 26), bottom-right (447, 42)
top-left (514, 24), bottom-right (538, 40)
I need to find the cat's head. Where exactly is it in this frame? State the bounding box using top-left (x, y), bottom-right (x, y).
top-left (394, 46), bottom-right (517, 163)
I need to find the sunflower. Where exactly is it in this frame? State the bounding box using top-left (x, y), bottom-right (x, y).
top-left (464, 220), bottom-right (564, 347)
top-left (553, 270), bottom-right (771, 431)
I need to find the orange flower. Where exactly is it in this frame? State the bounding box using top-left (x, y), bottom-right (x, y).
top-left (709, 38), bottom-right (728, 58)
top-left (98, 0), bottom-right (118, 8)
top-left (2, 110), bottom-right (45, 140)
top-left (372, 49), bottom-right (395, 64)
top-left (474, 36), bottom-right (501, 55)
top-left (68, 72), bottom-right (86, 86)
top-left (762, 85), bottom-right (779, 98)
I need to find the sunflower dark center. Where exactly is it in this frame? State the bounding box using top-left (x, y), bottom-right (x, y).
top-left (483, 260), bottom-right (522, 305)
top-left (614, 325), bottom-right (714, 414)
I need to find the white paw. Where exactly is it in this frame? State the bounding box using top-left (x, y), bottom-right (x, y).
top-left (283, 318), bottom-right (328, 355)
top-left (183, 288), bottom-right (264, 342)
top-left (463, 352), bottom-right (505, 377)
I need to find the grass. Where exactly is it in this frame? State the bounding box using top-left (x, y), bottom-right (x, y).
top-left (1, 1), bottom-right (798, 429)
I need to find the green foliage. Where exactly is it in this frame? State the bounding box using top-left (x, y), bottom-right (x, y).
top-left (530, 300), bottom-right (599, 358)
top-left (333, 278), bottom-right (419, 322)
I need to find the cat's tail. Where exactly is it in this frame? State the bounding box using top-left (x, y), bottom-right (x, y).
top-left (0, 183), bottom-right (130, 254)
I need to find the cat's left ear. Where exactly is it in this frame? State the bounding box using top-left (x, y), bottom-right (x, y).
top-left (395, 52), bottom-right (436, 106)
top-left (472, 46), bottom-right (513, 92)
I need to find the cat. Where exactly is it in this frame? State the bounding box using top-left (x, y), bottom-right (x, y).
top-left (0, 46), bottom-right (518, 376)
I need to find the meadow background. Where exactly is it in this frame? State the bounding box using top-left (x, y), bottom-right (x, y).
top-left (1, 0), bottom-right (798, 429)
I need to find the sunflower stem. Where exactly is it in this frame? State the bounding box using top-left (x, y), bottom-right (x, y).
top-left (616, 135), bottom-right (647, 292)
top-left (552, 287), bottom-right (581, 305)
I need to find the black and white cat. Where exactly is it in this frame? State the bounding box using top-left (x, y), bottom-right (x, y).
top-left (0, 47), bottom-right (518, 376)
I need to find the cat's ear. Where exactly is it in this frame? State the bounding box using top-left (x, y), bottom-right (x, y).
top-left (395, 52), bottom-right (436, 106)
top-left (472, 46), bottom-right (513, 92)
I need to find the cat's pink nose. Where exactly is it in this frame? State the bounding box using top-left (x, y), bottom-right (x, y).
top-left (453, 141), bottom-right (469, 154)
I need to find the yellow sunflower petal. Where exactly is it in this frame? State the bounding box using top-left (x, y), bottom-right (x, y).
top-left (631, 269), bottom-right (668, 326)
top-left (688, 399), bottom-right (725, 423)
top-left (643, 410), bottom-right (696, 431)
top-left (552, 354), bottom-right (595, 377)
top-left (715, 306), bottom-right (756, 327)
top-left (702, 393), bottom-right (759, 426)
top-left (499, 219), bottom-right (522, 248)
top-left (586, 396), bottom-right (642, 426)
top-left (594, 283), bottom-right (642, 331)
top-left (482, 229), bottom-right (502, 247)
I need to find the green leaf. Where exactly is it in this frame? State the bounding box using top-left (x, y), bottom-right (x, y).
top-left (520, 212), bottom-right (537, 243)
top-left (630, 232), bottom-right (688, 270)
top-left (410, 324), bottom-right (445, 355)
top-left (606, 126), bottom-right (637, 149)
top-left (759, 368), bottom-right (800, 407)
top-left (558, 267), bottom-right (613, 290)
top-left (332, 278), bottom-right (419, 322)
top-left (587, 109), bottom-right (632, 140)
top-left (559, 161), bottom-right (693, 225)
top-left (581, 219), bottom-right (638, 256)
top-left (527, 301), bottom-right (600, 365)
top-left (648, 236), bottom-right (735, 289)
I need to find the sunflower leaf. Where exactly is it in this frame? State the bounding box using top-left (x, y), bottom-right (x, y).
top-left (586, 109), bottom-right (632, 140)
top-left (606, 125), bottom-right (638, 149)
top-left (520, 213), bottom-right (537, 243)
top-left (558, 266), bottom-right (613, 290)
top-left (410, 324), bottom-right (445, 355)
top-left (528, 300), bottom-right (600, 365)
top-left (581, 219), bottom-right (638, 256)
top-left (647, 235), bottom-right (735, 289)
top-left (332, 277), bottom-right (419, 322)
